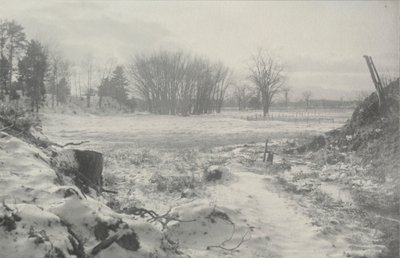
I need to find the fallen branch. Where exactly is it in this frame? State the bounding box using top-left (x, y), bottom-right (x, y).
top-left (0, 123), bottom-right (14, 132)
top-left (65, 224), bottom-right (86, 258)
top-left (127, 207), bottom-right (195, 230)
top-left (101, 188), bottom-right (118, 194)
top-left (62, 140), bottom-right (90, 147)
top-left (207, 230), bottom-right (251, 251)
top-left (206, 206), bottom-right (251, 252)
top-left (52, 140), bottom-right (90, 148)
top-left (91, 233), bottom-right (119, 255)
top-left (2, 199), bottom-right (14, 212)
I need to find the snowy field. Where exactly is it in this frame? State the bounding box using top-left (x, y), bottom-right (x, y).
top-left (42, 110), bottom-right (350, 150)
top-left (39, 111), bottom-right (370, 258)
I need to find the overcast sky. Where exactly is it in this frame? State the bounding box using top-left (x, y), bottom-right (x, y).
top-left (0, 0), bottom-right (398, 100)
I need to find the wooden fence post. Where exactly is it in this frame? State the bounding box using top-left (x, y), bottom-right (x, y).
top-left (263, 139), bottom-right (269, 162)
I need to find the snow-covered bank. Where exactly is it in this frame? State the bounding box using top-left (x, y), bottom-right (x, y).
top-left (0, 132), bottom-right (179, 258)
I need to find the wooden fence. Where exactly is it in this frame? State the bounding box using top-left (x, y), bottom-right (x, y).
top-left (240, 112), bottom-right (335, 123)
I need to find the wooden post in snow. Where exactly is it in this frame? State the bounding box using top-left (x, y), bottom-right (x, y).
top-left (263, 139), bottom-right (269, 162)
top-left (267, 152), bottom-right (274, 164)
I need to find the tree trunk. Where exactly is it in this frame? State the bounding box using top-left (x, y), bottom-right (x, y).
top-left (87, 95), bottom-right (90, 108)
top-left (263, 97), bottom-right (270, 117)
top-left (7, 44), bottom-right (13, 95)
top-left (99, 95), bottom-right (103, 108)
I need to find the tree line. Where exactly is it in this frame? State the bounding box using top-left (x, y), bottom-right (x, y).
top-left (1, 19), bottom-right (295, 116)
top-left (0, 19), bottom-right (50, 112)
top-left (0, 19), bottom-right (135, 113)
top-left (129, 51), bottom-right (232, 115)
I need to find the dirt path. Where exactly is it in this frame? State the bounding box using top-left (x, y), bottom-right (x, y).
top-left (204, 167), bottom-right (346, 258)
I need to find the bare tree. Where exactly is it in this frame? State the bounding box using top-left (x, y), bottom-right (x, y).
top-left (248, 49), bottom-right (285, 116)
top-left (302, 90), bottom-right (312, 111)
top-left (129, 50), bottom-right (231, 115)
top-left (82, 55), bottom-right (94, 108)
top-left (281, 86), bottom-right (291, 108)
top-left (233, 84), bottom-right (251, 111)
top-left (213, 62), bottom-right (231, 113)
top-left (48, 47), bottom-right (70, 107)
top-left (97, 58), bottom-right (115, 108)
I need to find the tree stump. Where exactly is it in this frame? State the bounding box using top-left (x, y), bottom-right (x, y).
top-left (52, 149), bottom-right (104, 193)
top-left (73, 150), bottom-right (103, 193)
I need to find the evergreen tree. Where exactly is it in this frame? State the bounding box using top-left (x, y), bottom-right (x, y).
top-left (18, 40), bottom-right (48, 112)
top-left (110, 66), bottom-right (128, 108)
top-left (56, 77), bottom-right (70, 104)
top-left (98, 77), bottom-right (111, 108)
top-left (4, 20), bottom-right (26, 94)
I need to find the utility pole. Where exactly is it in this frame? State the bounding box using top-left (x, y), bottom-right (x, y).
top-left (363, 55), bottom-right (385, 110)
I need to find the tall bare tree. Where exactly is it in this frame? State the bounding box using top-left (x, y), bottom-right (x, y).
top-left (213, 62), bottom-right (231, 113)
top-left (302, 90), bottom-right (312, 110)
top-left (82, 55), bottom-right (94, 108)
top-left (248, 49), bottom-right (285, 116)
top-left (233, 83), bottom-right (251, 111)
top-left (48, 48), bottom-right (70, 107)
top-left (282, 86), bottom-right (291, 108)
top-left (97, 58), bottom-right (115, 108)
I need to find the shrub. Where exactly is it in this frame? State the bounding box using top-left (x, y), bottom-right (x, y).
top-left (0, 102), bottom-right (38, 133)
top-left (150, 173), bottom-right (201, 193)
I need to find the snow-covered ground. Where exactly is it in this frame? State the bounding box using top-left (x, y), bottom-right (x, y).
top-left (38, 111), bottom-right (373, 257)
top-left (42, 111), bottom-right (345, 150)
top-left (1, 109), bottom-right (387, 257)
top-left (0, 131), bottom-right (174, 258)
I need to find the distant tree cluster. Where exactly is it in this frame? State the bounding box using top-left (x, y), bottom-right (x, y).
top-left (98, 66), bottom-right (130, 109)
top-left (0, 19), bottom-right (50, 112)
top-left (0, 20), bottom-right (26, 99)
top-left (129, 51), bottom-right (232, 115)
top-left (47, 50), bottom-right (71, 107)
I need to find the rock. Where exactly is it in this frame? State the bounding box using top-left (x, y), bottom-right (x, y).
top-left (204, 165), bottom-right (229, 182)
top-left (116, 230), bottom-right (140, 251)
top-left (94, 220), bottom-right (122, 241)
top-left (94, 221), bottom-right (111, 241)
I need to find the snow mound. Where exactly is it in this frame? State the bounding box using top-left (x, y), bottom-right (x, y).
top-left (0, 132), bottom-right (180, 258)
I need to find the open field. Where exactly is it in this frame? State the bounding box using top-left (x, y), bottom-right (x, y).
top-left (39, 110), bottom-right (389, 257)
top-left (42, 110), bottom-right (350, 151)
